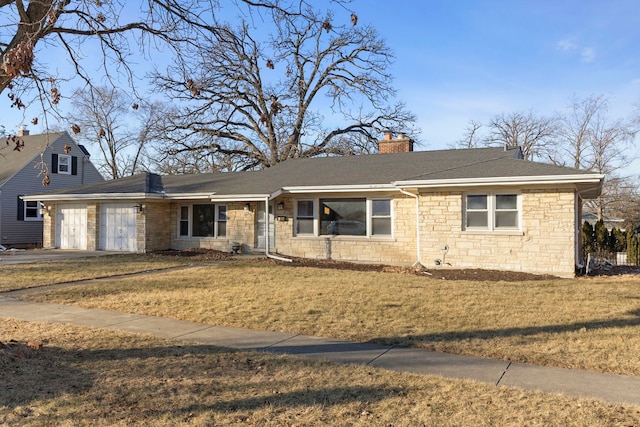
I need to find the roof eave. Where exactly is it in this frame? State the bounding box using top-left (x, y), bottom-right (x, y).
top-left (281, 184), bottom-right (397, 194)
top-left (209, 194), bottom-right (271, 202)
top-left (394, 174), bottom-right (605, 188)
top-left (22, 193), bottom-right (165, 202)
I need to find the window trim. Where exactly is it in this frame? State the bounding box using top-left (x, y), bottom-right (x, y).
top-left (295, 199), bottom-right (316, 235)
top-left (464, 193), bottom-right (521, 232)
top-left (178, 204), bottom-right (227, 238)
top-left (57, 154), bottom-right (71, 175)
top-left (24, 200), bottom-right (43, 222)
top-left (294, 197), bottom-right (393, 238)
top-left (369, 198), bottom-right (393, 236)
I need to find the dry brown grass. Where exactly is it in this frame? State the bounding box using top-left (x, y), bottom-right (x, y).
top-left (0, 254), bottom-right (194, 292)
top-left (2, 319), bottom-right (639, 426)
top-left (22, 262), bottom-right (640, 376)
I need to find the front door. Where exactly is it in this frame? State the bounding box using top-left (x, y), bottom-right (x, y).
top-left (255, 201), bottom-right (275, 250)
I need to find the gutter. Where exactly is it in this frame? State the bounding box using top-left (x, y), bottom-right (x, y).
top-left (400, 188), bottom-right (423, 268)
top-left (394, 174), bottom-right (605, 188)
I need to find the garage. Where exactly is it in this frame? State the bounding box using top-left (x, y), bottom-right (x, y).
top-left (99, 203), bottom-right (138, 252)
top-left (56, 204), bottom-right (88, 250)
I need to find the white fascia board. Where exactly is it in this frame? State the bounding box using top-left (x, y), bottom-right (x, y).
top-left (281, 184), bottom-right (397, 194)
top-left (209, 194), bottom-right (270, 202)
top-left (394, 174), bottom-right (605, 188)
top-left (161, 193), bottom-right (213, 200)
top-left (21, 193), bottom-right (164, 202)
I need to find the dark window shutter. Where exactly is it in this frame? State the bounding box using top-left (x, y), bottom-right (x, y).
top-left (17, 195), bottom-right (24, 221)
top-left (51, 154), bottom-right (58, 174)
top-left (71, 156), bottom-right (78, 175)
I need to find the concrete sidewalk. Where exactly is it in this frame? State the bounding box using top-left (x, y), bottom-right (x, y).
top-left (1, 294), bottom-right (639, 408)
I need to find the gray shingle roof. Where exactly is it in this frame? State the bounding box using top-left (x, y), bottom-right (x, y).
top-left (0, 132), bottom-right (65, 186)
top-left (27, 146), bottom-right (602, 199)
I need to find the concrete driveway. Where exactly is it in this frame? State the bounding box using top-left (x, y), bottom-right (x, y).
top-left (0, 249), bottom-right (126, 265)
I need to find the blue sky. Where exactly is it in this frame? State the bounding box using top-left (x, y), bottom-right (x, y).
top-left (2, 0), bottom-right (639, 173)
top-left (358, 0), bottom-right (640, 146)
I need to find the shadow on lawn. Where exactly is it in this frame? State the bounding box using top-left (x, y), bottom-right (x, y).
top-left (370, 308), bottom-right (640, 346)
top-left (1, 343), bottom-right (392, 419)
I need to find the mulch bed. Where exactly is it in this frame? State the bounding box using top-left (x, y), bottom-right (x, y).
top-left (151, 248), bottom-right (640, 281)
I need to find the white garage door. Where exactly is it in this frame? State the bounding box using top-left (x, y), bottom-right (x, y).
top-left (100, 203), bottom-right (137, 252)
top-left (56, 204), bottom-right (88, 250)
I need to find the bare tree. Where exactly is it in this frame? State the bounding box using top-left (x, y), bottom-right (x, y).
top-left (483, 111), bottom-right (557, 160)
top-left (553, 95), bottom-right (607, 169)
top-left (152, 4), bottom-right (417, 170)
top-left (553, 95), bottom-right (636, 219)
top-left (452, 119), bottom-right (483, 149)
top-left (67, 86), bottom-right (151, 178)
top-left (1, 1), bottom-right (353, 132)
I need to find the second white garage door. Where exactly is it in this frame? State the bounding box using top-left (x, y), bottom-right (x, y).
top-left (100, 203), bottom-right (137, 252)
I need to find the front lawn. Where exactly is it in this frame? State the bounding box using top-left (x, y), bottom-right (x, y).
top-left (0, 254), bottom-right (196, 292)
top-left (2, 319), bottom-right (639, 426)
top-left (20, 260), bottom-right (640, 376)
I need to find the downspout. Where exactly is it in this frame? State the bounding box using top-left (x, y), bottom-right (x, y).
top-left (400, 188), bottom-right (423, 268)
top-left (264, 195), bottom-right (292, 262)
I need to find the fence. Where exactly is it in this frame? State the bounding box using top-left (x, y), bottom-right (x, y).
top-left (585, 250), bottom-right (639, 273)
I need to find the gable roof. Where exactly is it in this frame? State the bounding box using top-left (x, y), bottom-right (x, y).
top-left (0, 132), bottom-right (68, 186)
top-left (24, 146), bottom-right (605, 201)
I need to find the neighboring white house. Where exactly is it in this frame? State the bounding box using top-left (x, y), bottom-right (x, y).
top-left (0, 130), bottom-right (103, 247)
top-left (25, 134), bottom-right (604, 277)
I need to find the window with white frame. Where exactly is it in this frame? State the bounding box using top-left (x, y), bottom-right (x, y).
top-left (371, 199), bottom-right (392, 235)
top-left (295, 198), bottom-right (392, 237)
top-left (296, 200), bottom-right (315, 234)
top-left (24, 201), bottom-right (43, 221)
top-left (464, 194), bottom-right (519, 230)
top-left (178, 204), bottom-right (227, 238)
top-left (58, 154), bottom-right (71, 174)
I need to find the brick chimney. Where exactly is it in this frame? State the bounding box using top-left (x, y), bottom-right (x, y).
top-left (17, 125), bottom-right (29, 136)
top-left (378, 131), bottom-right (413, 153)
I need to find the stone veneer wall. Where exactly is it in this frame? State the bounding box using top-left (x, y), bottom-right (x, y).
top-left (169, 201), bottom-right (256, 253)
top-left (417, 188), bottom-right (577, 278)
top-left (40, 188), bottom-right (578, 277)
top-left (273, 188), bottom-right (577, 278)
top-left (42, 205), bottom-right (55, 249)
top-left (141, 202), bottom-right (172, 252)
top-left (87, 204), bottom-right (98, 250)
top-left (273, 195), bottom-right (418, 265)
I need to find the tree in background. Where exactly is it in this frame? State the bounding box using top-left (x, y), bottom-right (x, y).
top-left (581, 221), bottom-right (595, 255)
top-left (151, 3), bottom-right (417, 170)
top-left (483, 111), bottom-right (557, 161)
top-left (552, 95), bottom-right (636, 220)
top-left (458, 94), bottom-right (637, 223)
top-left (1, 1), bottom-right (353, 138)
top-left (594, 219), bottom-right (609, 253)
top-left (66, 86), bottom-right (153, 179)
top-left (611, 227), bottom-right (626, 253)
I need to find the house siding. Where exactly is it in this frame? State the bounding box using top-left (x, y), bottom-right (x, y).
top-left (1, 133), bottom-right (103, 247)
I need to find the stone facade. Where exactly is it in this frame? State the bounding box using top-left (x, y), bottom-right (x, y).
top-left (39, 185), bottom-right (581, 277)
top-left (170, 201), bottom-right (256, 253)
top-left (271, 187), bottom-right (579, 278)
